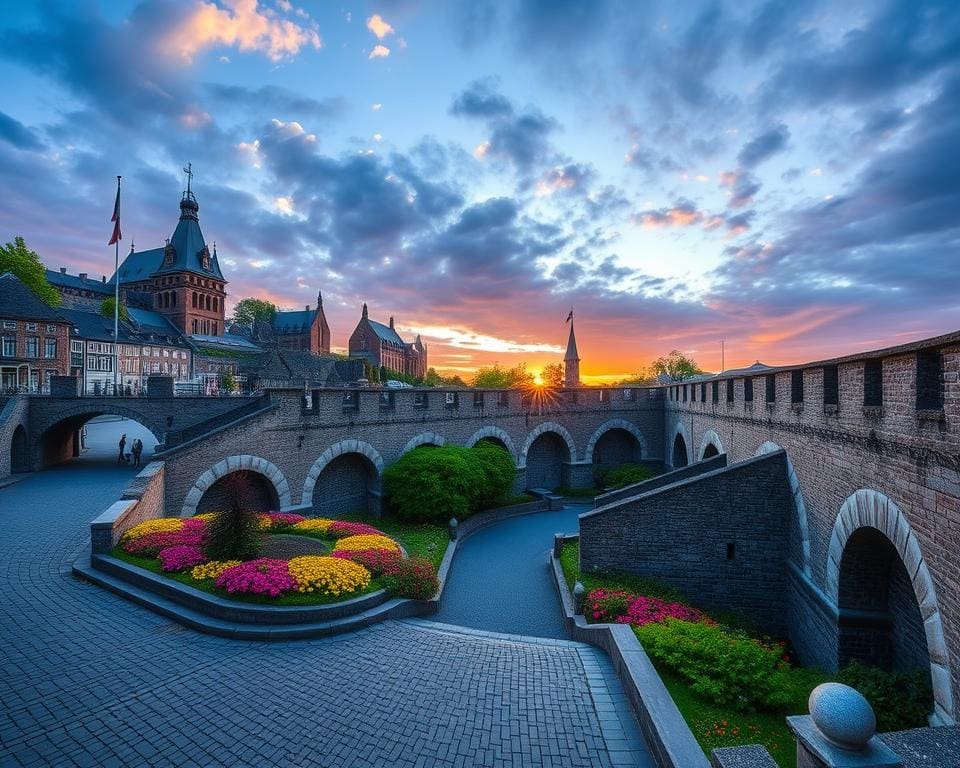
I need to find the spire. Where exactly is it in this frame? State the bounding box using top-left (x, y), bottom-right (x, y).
top-left (362, 302), bottom-right (368, 319)
top-left (389, 316), bottom-right (395, 329)
top-left (179, 162), bottom-right (198, 221)
top-left (563, 316), bottom-right (581, 388)
top-left (564, 321), bottom-right (579, 362)
top-left (317, 289), bottom-right (323, 307)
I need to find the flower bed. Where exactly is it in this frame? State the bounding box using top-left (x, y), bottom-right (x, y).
top-left (113, 512), bottom-right (445, 606)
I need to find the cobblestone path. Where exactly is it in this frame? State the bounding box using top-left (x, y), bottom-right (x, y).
top-left (0, 421), bottom-right (651, 767)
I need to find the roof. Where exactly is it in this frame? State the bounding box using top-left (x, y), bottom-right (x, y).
top-left (274, 309), bottom-right (316, 334)
top-left (127, 308), bottom-right (192, 348)
top-left (191, 333), bottom-right (263, 351)
top-left (59, 308), bottom-right (136, 343)
top-left (0, 272), bottom-right (69, 323)
top-left (115, 247), bottom-right (163, 284)
top-left (59, 307), bottom-right (191, 348)
top-left (369, 319), bottom-right (405, 346)
top-left (564, 322), bottom-right (579, 360)
top-left (45, 269), bottom-right (113, 296)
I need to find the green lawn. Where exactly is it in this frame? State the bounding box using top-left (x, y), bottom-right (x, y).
top-left (337, 513), bottom-right (449, 568)
top-left (559, 540), bottom-right (795, 767)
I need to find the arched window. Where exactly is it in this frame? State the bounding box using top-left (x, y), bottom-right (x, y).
top-left (171, 292), bottom-right (176, 308)
top-left (192, 292), bottom-right (197, 309)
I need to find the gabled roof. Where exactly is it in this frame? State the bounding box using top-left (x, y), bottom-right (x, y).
top-left (274, 309), bottom-right (316, 334)
top-left (369, 319), bottom-right (405, 346)
top-left (191, 333), bottom-right (262, 351)
top-left (45, 269), bottom-right (113, 296)
top-left (58, 308), bottom-right (136, 343)
top-left (127, 308), bottom-right (192, 348)
top-left (115, 247), bottom-right (164, 284)
top-left (0, 272), bottom-right (69, 322)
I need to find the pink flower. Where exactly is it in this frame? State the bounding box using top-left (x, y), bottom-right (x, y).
top-left (327, 521), bottom-right (384, 538)
top-left (122, 527), bottom-right (207, 557)
top-left (261, 512), bottom-right (307, 529)
top-left (158, 545), bottom-right (208, 572)
top-left (214, 559), bottom-right (296, 597)
top-left (332, 547), bottom-right (402, 577)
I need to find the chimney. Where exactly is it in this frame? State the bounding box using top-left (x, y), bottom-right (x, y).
top-left (305, 305), bottom-right (310, 311)
top-left (60, 267), bottom-right (67, 274)
top-left (389, 316), bottom-right (395, 329)
top-left (102, 275), bottom-right (107, 283)
top-left (79, 273), bottom-right (87, 281)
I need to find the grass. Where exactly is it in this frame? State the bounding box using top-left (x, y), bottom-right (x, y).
top-left (558, 540), bottom-right (796, 767)
top-left (490, 492), bottom-right (537, 508)
top-left (332, 513), bottom-right (449, 568)
top-left (555, 486), bottom-right (600, 498)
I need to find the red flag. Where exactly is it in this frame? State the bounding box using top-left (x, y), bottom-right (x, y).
top-left (565, 309), bottom-right (573, 323)
top-left (108, 176), bottom-right (122, 245)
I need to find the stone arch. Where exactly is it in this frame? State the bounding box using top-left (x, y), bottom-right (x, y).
top-left (33, 406), bottom-right (167, 468)
top-left (401, 432), bottom-right (446, 454)
top-left (466, 426), bottom-right (518, 461)
top-left (755, 441), bottom-right (811, 577)
top-left (668, 421), bottom-right (691, 468)
top-left (10, 425), bottom-right (28, 473)
top-left (825, 489), bottom-right (954, 725)
top-left (698, 429), bottom-right (723, 460)
top-left (584, 419), bottom-right (648, 464)
top-left (519, 422), bottom-right (576, 470)
top-left (180, 455), bottom-right (291, 517)
top-left (302, 440), bottom-right (385, 507)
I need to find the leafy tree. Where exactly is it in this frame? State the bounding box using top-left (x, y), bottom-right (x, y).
top-left (99, 297), bottom-right (129, 322)
top-left (650, 350), bottom-right (703, 381)
top-left (617, 370), bottom-right (656, 386)
top-left (205, 472), bottom-right (263, 560)
top-left (384, 445), bottom-right (485, 522)
top-left (220, 370), bottom-right (236, 393)
top-left (0, 236), bottom-right (60, 306)
top-left (471, 442), bottom-right (516, 509)
top-left (423, 367), bottom-right (442, 387)
top-left (472, 362), bottom-right (534, 388)
top-left (230, 297), bottom-right (277, 326)
top-left (541, 362), bottom-right (564, 388)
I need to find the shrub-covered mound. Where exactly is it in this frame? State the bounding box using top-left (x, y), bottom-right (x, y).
top-left (383, 443), bottom-right (516, 522)
top-left (115, 513), bottom-right (441, 605)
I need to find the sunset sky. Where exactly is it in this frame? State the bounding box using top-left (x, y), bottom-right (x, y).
top-left (1, 1), bottom-right (958, 382)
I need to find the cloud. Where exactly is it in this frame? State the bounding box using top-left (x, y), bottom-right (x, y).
top-left (0, 111), bottom-right (44, 151)
top-left (450, 78), bottom-right (513, 118)
top-left (633, 199), bottom-right (703, 229)
top-left (737, 123), bottom-right (790, 168)
top-left (163, 0), bottom-right (322, 63)
top-left (369, 44), bottom-right (390, 59)
top-left (535, 163), bottom-right (594, 197)
top-left (366, 14), bottom-right (394, 40)
top-left (205, 83), bottom-right (344, 119)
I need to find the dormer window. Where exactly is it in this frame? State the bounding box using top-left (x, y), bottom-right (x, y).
top-left (163, 242), bottom-right (175, 267)
top-left (201, 247), bottom-right (211, 271)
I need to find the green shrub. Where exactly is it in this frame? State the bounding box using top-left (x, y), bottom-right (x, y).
top-left (204, 473), bottom-right (263, 561)
top-left (384, 443), bottom-right (515, 522)
top-left (381, 556), bottom-right (439, 600)
top-left (598, 463), bottom-right (655, 489)
top-left (636, 619), bottom-right (825, 712)
top-left (838, 661), bottom-right (932, 732)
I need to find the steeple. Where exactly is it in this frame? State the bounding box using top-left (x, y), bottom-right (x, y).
top-left (362, 302), bottom-right (368, 319)
top-left (317, 289), bottom-right (323, 307)
top-left (179, 162), bottom-right (198, 221)
top-left (564, 315), bottom-right (581, 388)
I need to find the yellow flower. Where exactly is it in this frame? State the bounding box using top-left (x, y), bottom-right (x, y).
top-left (190, 560), bottom-right (242, 580)
top-left (291, 518), bottom-right (334, 533)
top-left (121, 518), bottom-right (183, 542)
top-left (256, 515), bottom-right (273, 530)
top-left (194, 512), bottom-right (218, 522)
top-left (333, 534), bottom-right (400, 553)
top-left (287, 556), bottom-right (371, 596)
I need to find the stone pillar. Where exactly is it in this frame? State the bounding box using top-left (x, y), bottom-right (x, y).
top-left (49, 375), bottom-right (80, 397)
top-left (147, 375), bottom-right (175, 398)
top-left (513, 466), bottom-right (527, 494)
top-left (562, 460), bottom-right (594, 489)
top-left (787, 683), bottom-right (902, 768)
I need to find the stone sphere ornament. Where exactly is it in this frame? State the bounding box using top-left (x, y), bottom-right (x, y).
top-left (808, 682), bottom-right (877, 750)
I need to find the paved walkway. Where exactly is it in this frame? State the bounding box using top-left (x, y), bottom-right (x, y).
top-left (0, 422), bottom-right (651, 767)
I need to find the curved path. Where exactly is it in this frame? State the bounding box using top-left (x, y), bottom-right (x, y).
top-left (0, 422), bottom-right (651, 767)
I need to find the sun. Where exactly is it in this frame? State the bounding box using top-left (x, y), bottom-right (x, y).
top-left (533, 371), bottom-right (544, 386)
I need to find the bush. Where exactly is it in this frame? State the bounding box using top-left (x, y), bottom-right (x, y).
top-left (204, 473), bottom-right (264, 561)
top-left (839, 661), bottom-right (932, 732)
top-left (384, 444), bottom-right (515, 522)
top-left (380, 556), bottom-right (439, 600)
top-left (636, 619), bottom-right (822, 712)
top-left (597, 463), bottom-right (655, 489)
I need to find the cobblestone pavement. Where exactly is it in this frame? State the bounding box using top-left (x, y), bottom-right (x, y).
top-left (0, 421), bottom-right (651, 767)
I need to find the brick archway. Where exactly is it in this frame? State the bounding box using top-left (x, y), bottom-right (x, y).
top-left (302, 440), bottom-right (385, 507)
top-left (519, 422), bottom-right (576, 470)
top-left (755, 441), bottom-right (811, 577)
top-left (32, 404), bottom-right (166, 467)
top-left (584, 419), bottom-right (647, 464)
top-left (180, 455), bottom-right (291, 517)
top-left (466, 426), bottom-right (518, 461)
top-left (401, 432), bottom-right (446, 454)
top-left (667, 421), bottom-right (691, 468)
top-left (826, 489), bottom-right (954, 725)
top-left (698, 429), bottom-right (723, 460)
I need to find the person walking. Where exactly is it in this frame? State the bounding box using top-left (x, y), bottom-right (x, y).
top-left (117, 433), bottom-right (127, 464)
top-left (131, 438), bottom-right (143, 469)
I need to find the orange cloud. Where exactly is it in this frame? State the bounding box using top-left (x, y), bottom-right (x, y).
top-left (366, 14), bottom-right (394, 40)
top-left (369, 44), bottom-right (391, 59)
top-left (164, 0), bottom-right (322, 64)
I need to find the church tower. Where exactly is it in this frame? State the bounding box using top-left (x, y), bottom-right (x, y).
top-left (564, 314), bottom-right (581, 387)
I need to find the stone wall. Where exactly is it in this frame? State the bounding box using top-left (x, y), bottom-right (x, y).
top-left (91, 461), bottom-right (166, 552)
top-left (0, 395), bottom-right (29, 479)
top-left (594, 452), bottom-right (727, 507)
top-left (661, 335), bottom-right (960, 722)
top-left (580, 451), bottom-right (794, 634)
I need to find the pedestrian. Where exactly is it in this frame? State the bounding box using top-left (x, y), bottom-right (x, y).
top-left (131, 438), bottom-right (143, 469)
top-left (118, 433), bottom-right (127, 464)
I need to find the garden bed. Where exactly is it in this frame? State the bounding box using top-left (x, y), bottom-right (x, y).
top-left (558, 540), bottom-right (932, 768)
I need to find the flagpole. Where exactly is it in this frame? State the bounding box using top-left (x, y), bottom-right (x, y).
top-left (113, 176), bottom-right (121, 396)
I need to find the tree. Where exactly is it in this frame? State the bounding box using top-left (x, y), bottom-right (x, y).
top-left (205, 472), bottom-right (264, 560)
top-left (650, 350), bottom-right (703, 382)
top-left (99, 297), bottom-right (129, 322)
top-left (0, 236), bottom-right (60, 306)
top-left (541, 363), bottom-right (564, 388)
top-left (230, 298), bottom-right (277, 326)
top-left (423, 367), bottom-right (442, 387)
top-left (220, 370), bottom-right (236, 393)
top-left (472, 362), bottom-right (534, 388)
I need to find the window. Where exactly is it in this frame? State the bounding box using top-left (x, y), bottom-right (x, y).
top-left (2, 321), bottom-right (15, 330)
top-left (791, 370), bottom-right (804, 404)
top-left (700, 383), bottom-right (706, 402)
top-left (444, 392), bottom-right (459, 409)
top-left (726, 379), bottom-right (734, 403)
top-left (70, 341), bottom-right (82, 367)
top-left (681, 385), bottom-right (687, 402)
top-left (690, 384), bottom-right (696, 402)
top-left (46, 324), bottom-right (56, 332)
top-left (600, 389), bottom-right (610, 403)
top-left (44, 338), bottom-right (57, 359)
top-left (473, 392), bottom-right (484, 408)
top-left (192, 292), bottom-right (198, 308)
top-left (379, 390), bottom-right (395, 409)
top-left (622, 388), bottom-right (634, 401)
top-left (142, 346), bottom-right (150, 356)
top-left (863, 359), bottom-right (882, 407)
top-left (26, 337), bottom-right (38, 358)
top-left (25, 322), bottom-right (38, 331)
top-left (87, 355), bottom-right (96, 369)
top-left (414, 392), bottom-right (428, 408)
top-left (163, 349), bottom-right (169, 357)
top-left (916, 349), bottom-right (942, 410)
top-left (497, 391), bottom-right (509, 407)
top-left (712, 381), bottom-right (719, 403)
top-left (765, 374), bottom-right (776, 403)
top-left (1, 337), bottom-right (14, 357)
top-left (744, 378), bottom-right (753, 402)
top-left (823, 365), bottom-right (839, 406)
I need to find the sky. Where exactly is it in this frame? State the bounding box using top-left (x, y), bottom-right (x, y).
top-left (1, 0), bottom-right (958, 383)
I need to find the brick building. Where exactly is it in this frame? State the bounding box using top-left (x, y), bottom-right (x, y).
top-left (272, 292), bottom-right (331, 355)
top-left (45, 268), bottom-right (113, 310)
top-left (348, 303), bottom-right (426, 379)
top-left (0, 273), bottom-right (71, 393)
